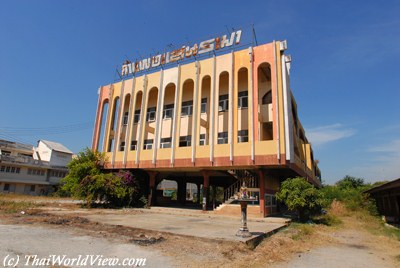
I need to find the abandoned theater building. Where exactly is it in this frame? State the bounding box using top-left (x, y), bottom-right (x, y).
top-left (91, 30), bottom-right (321, 217)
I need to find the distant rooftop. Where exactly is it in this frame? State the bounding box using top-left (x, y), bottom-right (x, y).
top-left (0, 139), bottom-right (33, 151)
top-left (40, 140), bottom-right (74, 155)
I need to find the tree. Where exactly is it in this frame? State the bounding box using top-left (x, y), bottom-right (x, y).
top-left (60, 148), bottom-right (139, 207)
top-left (336, 175), bottom-right (365, 189)
top-left (276, 177), bottom-right (324, 222)
top-left (61, 148), bottom-right (106, 198)
top-left (320, 175), bottom-right (379, 214)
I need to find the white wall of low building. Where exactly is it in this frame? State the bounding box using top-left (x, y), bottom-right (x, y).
top-left (49, 151), bottom-right (72, 167)
top-left (34, 140), bottom-right (73, 166)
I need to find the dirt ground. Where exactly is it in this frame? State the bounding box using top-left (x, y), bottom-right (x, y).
top-left (275, 219), bottom-right (400, 268)
top-left (1, 196), bottom-right (399, 267)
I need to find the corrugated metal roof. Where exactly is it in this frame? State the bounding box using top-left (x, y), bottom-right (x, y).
top-left (40, 140), bottom-right (74, 154)
top-left (364, 178), bottom-right (400, 194)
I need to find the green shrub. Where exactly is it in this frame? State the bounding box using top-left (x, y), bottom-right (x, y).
top-left (80, 173), bottom-right (136, 207)
top-left (60, 148), bottom-right (143, 208)
top-left (276, 177), bottom-right (324, 222)
top-left (320, 175), bottom-right (379, 216)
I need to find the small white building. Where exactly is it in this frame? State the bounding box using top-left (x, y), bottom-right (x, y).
top-left (0, 139), bottom-right (74, 195)
top-left (34, 140), bottom-right (73, 167)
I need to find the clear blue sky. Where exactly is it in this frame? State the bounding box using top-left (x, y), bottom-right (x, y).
top-left (1, 0), bottom-right (399, 184)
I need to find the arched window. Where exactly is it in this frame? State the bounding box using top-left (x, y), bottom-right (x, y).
top-left (107, 97), bottom-right (120, 152)
top-left (237, 68), bottom-right (249, 143)
top-left (217, 72), bottom-right (229, 144)
top-left (257, 63), bottom-right (273, 141)
top-left (199, 76), bottom-right (211, 146)
top-left (143, 87), bottom-right (158, 150)
top-left (130, 91), bottom-right (142, 151)
top-left (179, 80), bottom-right (194, 147)
top-left (119, 94), bottom-right (131, 151)
top-left (110, 97), bottom-right (120, 131)
top-left (97, 100), bottom-right (109, 151)
top-left (160, 83), bottom-right (176, 149)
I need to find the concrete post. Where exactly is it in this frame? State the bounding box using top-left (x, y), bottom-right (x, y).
top-left (148, 172), bottom-right (157, 207)
top-left (202, 171), bottom-right (210, 211)
top-left (212, 185), bottom-right (216, 209)
top-left (258, 169), bottom-right (265, 217)
top-left (177, 180), bottom-right (186, 205)
top-left (196, 183), bottom-right (201, 205)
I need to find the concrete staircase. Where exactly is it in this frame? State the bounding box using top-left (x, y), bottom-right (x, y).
top-left (223, 169), bottom-right (259, 203)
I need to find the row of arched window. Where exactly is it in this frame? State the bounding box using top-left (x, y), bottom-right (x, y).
top-left (96, 63), bottom-right (273, 153)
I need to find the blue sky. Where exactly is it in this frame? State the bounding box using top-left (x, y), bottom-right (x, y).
top-left (0, 0), bottom-right (399, 184)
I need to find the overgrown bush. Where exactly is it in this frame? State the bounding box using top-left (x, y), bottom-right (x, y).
top-left (320, 175), bottom-right (379, 216)
top-left (79, 172), bottom-right (137, 207)
top-left (60, 148), bottom-right (143, 208)
top-left (276, 177), bottom-right (324, 222)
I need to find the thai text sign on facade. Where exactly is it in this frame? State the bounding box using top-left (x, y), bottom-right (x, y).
top-left (121, 30), bottom-right (242, 76)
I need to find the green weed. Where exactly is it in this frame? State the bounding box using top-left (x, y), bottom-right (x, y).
top-left (0, 200), bottom-right (38, 214)
top-left (312, 213), bottom-right (342, 226)
top-left (291, 223), bottom-right (314, 240)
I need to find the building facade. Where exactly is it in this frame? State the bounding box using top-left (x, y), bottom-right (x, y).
top-left (365, 178), bottom-right (400, 224)
top-left (0, 139), bottom-right (73, 195)
top-left (92, 37), bottom-right (321, 217)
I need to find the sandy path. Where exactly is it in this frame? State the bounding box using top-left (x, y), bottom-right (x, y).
top-left (276, 227), bottom-right (398, 268)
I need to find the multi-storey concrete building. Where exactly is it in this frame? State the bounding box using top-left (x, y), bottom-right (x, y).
top-left (0, 139), bottom-right (73, 195)
top-left (92, 33), bottom-right (320, 217)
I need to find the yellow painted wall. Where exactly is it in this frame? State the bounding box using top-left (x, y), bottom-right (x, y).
top-left (175, 147), bottom-right (191, 159)
top-left (255, 140), bottom-right (277, 155)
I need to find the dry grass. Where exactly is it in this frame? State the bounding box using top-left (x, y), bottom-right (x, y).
top-left (331, 199), bottom-right (400, 242)
top-left (328, 199), bottom-right (348, 216)
top-left (0, 199), bottom-right (41, 213)
top-left (0, 193), bottom-right (75, 202)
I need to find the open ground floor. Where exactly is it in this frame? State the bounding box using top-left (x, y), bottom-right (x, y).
top-left (117, 167), bottom-right (303, 218)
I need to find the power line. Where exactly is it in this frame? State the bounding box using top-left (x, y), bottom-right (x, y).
top-left (0, 122), bottom-right (93, 136)
top-left (0, 133), bottom-right (34, 146)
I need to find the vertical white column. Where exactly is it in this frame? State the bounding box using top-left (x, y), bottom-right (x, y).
top-left (209, 55), bottom-right (216, 163)
top-left (282, 55), bottom-right (294, 163)
top-left (170, 66), bottom-right (181, 166)
top-left (249, 47), bottom-right (255, 162)
top-left (153, 69), bottom-right (164, 165)
top-left (136, 75), bottom-right (147, 165)
top-left (123, 78), bottom-right (136, 167)
top-left (229, 51), bottom-right (234, 163)
top-left (112, 80), bottom-right (125, 168)
top-left (273, 41), bottom-right (281, 160)
top-left (191, 61), bottom-right (200, 163)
